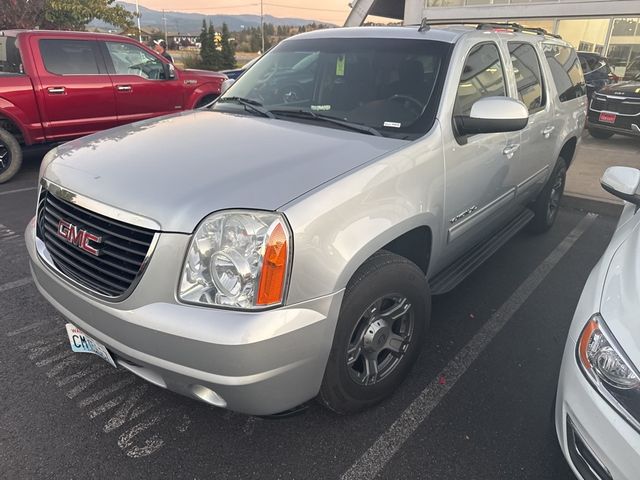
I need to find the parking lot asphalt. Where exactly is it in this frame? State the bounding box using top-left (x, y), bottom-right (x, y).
top-left (0, 147), bottom-right (624, 479)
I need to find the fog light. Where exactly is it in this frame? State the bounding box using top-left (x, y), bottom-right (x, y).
top-left (191, 385), bottom-right (227, 408)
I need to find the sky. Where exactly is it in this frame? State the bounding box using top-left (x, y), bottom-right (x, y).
top-left (138, 1), bottom-right (354, 25)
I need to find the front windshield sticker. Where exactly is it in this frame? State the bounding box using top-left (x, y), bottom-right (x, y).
top-left (383, 122), bottom-right (402, 128)
top-left (336, 55), bottom-right (345, 76)
top-left (311, 105), bottom-right (331, 111)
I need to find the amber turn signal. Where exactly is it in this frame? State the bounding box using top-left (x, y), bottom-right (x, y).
top-left (257, 221), bottom-right (289, 305)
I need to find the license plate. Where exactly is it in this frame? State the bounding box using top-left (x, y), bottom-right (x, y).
top-left (65, 323), bottom-right (116, 368)
top-left (599, 112), bottom-right (617, 124)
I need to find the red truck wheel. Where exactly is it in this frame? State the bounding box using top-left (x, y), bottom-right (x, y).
top-left (0, 128), bottom-right (22, 184)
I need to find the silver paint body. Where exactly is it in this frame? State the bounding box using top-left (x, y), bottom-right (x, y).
top-left (27, 26), bottom-right (586, 415)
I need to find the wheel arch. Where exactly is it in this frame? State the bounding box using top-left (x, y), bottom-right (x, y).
top-left (0, 108), bottom-right (30, 145)
top-left (333, 221), bottom-right (434, 297)
top-left (558, 136), bottom-right (578, 167)
top-left (185, 82), bottom-right (222, 109)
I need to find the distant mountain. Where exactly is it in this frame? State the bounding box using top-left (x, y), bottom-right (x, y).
top-left (88, 2), bottom-right (333, 34)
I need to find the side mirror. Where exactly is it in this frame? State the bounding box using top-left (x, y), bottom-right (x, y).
top-left (601, 166), bottom-right (640, 205)
top-left (455, 97), bottom-right (529, 136)
top-left (220, 78), bottom-right (235, 95)
top-left (163, 63), bottom-right (176, 80)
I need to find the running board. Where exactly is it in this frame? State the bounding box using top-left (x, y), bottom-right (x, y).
top-left (430, 209), bottom-right (535, 295)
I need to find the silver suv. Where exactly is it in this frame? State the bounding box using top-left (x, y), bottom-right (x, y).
top-left (27, 24), bottom-right (587, 415)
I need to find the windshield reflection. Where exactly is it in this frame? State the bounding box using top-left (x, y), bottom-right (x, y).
top-left (213, 37), bottom-right (451, 138)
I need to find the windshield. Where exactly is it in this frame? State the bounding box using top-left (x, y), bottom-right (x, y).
top-left (213, 37), bottom-right (452, 138)
top-left (0, 36), bottom-right (23, 74)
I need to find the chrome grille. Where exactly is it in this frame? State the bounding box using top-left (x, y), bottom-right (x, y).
top-left (36, 188), bottom-right (156, 298)
top-left (591, 95), bottom-right (640, 116)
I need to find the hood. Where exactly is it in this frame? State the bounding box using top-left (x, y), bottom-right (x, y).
top-left (600, 215), bottom-right (640, 369)
top-left (181, 68), bottom-right (227, 81)
top-left (599, 81), bottom-right (640, 98)
top-left (44, 110), bottom-right (406, 232)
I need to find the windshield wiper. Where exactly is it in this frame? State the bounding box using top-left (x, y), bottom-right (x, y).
top-left (270, 109), bottom-right (382, 136)
top-left (217, 97), bottom-right (275, 119)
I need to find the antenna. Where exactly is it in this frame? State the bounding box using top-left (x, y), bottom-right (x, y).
top-left (418, 18), bottom-right (430, 33)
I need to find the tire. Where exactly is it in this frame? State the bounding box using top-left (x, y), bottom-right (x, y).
top-left (0, 128), bottom-right (22, 184)
top-left (527, 157), bottom-right (567, 234)
top-left (318, 251), bottom-right (431, 414)
top-left (588, 127), bottom-right (614, 139)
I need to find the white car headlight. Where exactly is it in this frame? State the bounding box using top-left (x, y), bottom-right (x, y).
top-left (577, 314), bottom-right (640, 430)
top-left (178, 210), bottom-right (291, 309)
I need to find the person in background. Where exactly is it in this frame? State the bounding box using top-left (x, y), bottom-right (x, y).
top-left (153, 40), bottom-right (173, 63)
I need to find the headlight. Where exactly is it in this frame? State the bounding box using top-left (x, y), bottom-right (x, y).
top-left (577, 314), bottom-right (640, 430)
top-left (178, 210), bottom-right (291, 309)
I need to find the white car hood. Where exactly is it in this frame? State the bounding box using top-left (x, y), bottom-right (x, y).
top-left (43, 110), bottom-right (406, 233)
top-left (600, 211), bottom-right (640, 369)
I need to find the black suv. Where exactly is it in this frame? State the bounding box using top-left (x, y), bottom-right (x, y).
top-left (587, 78), bottom-right (640, 139)
top-left (578, 52), bottom-right (618, 98)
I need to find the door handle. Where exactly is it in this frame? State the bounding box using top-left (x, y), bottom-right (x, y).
top-left (542, 126), bottom-right (555, 138)
top-left (47, 87), bottom-right (65, 94)
top-left (502, 144), bottom-right (520, 159)
top-left (116, 85), bottom-right (132, 92)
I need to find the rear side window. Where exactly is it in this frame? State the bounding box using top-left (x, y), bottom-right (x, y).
top-left (542, 44), bottom-right (586, 102)
top-left (454, 43), bottom-right (506, 116)
top-left (40, 39), bottom-right (101, 75)
top-left (509, 42), bottom-right (545, 113)
top-left (0, 36), bottom-right (23, 74)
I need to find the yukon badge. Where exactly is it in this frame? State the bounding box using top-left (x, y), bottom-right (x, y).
top-left (57, 220), bottom-right (102, 256)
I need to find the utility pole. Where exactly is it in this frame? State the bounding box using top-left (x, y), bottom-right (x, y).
top-left (260, 0), bottom-right (264, 53)
top-left (135, 0), bottom-right (142, 42)
top-left (163, 9), bottom-right (168, 45)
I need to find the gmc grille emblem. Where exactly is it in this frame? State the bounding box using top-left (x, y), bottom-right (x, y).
top-left (57, 219), bottom-right (102, 256)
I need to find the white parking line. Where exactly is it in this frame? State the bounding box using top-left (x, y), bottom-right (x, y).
top-left (341, 213), bottom-right (598, 480)
top-left (0, 277), bottom-right (32, 294)
top-left (0, 186), bottom-right (37, 196)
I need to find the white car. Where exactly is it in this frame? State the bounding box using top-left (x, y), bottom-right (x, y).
top-left (556, 166), bottom-right (640, 480)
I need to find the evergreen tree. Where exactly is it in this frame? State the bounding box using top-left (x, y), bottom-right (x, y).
top-left (199, 20), bottom-right (222, 70)
top-left (220, 23), bottom-right (236, 69)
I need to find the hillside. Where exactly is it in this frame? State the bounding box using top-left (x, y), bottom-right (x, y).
top-left (88, 1), bottom-right (333, 34)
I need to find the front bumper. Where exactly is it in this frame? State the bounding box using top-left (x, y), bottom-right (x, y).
top-left (587, 118), bottom-right (640, 137)
top-left (26, 217), bottom-right (344, 415)
top-left (555, 337), bottom-right (640, 480)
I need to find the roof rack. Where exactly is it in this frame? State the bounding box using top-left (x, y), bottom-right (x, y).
top-left (476, 22), bottom-right (562, 39)
top-left (412, 20), bottom-right (562, 39)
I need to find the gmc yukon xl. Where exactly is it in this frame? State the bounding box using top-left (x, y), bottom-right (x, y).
top-left (26, 24), bottom-right (587, 416)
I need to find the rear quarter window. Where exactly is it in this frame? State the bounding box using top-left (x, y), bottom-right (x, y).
top-left (0, 36), bottom-right (23, 74)
top-left (39, 39), bottom-right (101, 75)
top-left (542, 44), bottom-right (586, 102)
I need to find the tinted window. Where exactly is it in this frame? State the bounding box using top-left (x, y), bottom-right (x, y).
top-left (454, 43), bottom-right (506, 116)
top-left (0, 36), bottom-right (23, 74)
top-left (40, 39), bottom-right (100, 75)
top-left (509, 42), bottom-right (544, 113)
top-left (543, 44), bottom-right (586, 102)
top-left (106, 42), bottom-right (165, 79)
top-left (215, 38), bottom-right (452, 139)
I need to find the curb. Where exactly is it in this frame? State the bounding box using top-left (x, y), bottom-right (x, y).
top-left (562, 193), bottom-right (624, 217)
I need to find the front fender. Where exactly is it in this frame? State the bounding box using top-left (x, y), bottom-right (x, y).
top-left (185, 81), bottom-right (224, 109)
top-left (282, 129), bottom-right (445, 305)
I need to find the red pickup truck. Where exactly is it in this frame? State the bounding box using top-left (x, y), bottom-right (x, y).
top-left (0, 30), bottom-right (226, 183)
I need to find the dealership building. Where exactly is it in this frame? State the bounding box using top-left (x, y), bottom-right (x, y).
top-left (346, 0), bottom-right (640, 76)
